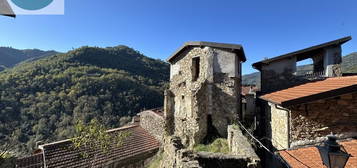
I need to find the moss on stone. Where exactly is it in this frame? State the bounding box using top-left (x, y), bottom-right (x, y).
top-left (193, 138), bottom-right (229, 154)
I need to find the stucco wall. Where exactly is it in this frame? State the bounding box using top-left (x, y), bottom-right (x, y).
top-left (213, 49), bottom-right (240, 77)
top-left (324, 46), bottom-right (342, 68)
top-left (260, 57), bottom-right (299, 93)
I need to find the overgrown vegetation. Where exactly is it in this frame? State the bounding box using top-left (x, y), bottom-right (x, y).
top-left (71, 119), bottom-right (131, 158)
top-left (193, 138), bottom-right (229, 154)
top-left (0, 45), bottom-right (169, 155)
top-left (0, 143), bottom-right (16, 168)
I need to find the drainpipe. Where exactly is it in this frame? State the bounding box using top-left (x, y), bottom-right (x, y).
top-left (275, 104), bottom-right (291, 149)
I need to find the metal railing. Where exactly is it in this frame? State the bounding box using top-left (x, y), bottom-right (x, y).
top-left (296, 71), bottom-right (326, 80)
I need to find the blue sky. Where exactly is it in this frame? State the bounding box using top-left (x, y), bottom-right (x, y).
top-left (0, 0), bottom-right (356, 74)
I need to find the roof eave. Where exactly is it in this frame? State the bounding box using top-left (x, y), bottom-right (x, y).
top-left (279, 84), bottom-right (357, 107)
top-left (252, 36), bottom-right (352, 69)
top-left (1, 14), bottom-right (16, 18)
top-left (167, 41), bottom-right (246, 63)
top-left (259, 96), bottom-right (282, 106)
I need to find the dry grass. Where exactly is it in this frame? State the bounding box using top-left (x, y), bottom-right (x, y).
top-left (193, 138), bottom-right (229, 154)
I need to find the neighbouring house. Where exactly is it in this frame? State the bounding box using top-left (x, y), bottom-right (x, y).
top-left (241, 85), bottom-right (258, 126)
top-left (252, 36), bottom-right (357, 168)
top-left (260, 76), bottom-right (357, 150)
top-left (16, 109), bottom-right (164, 168)
top-left (253, 36), bottom-right (351, 94)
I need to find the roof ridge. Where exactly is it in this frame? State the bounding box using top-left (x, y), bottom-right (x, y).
top-left (40, 124), bottom-right (139, 147)
top-left (167, 41), bottom-right (246, 63)
top-left (253, 36), bottom-right (352, 69)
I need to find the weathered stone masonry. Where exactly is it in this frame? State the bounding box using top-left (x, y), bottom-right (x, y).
top-left (139, 110), bottom-right (165, 142)
top-left (165, 46), bottom-right (243, 147)
top-left (160, 42), bottom-right (261, 168)
top-left (267, 92), bottom-right (357, 150)
top-left (290, 92), bottom-right (357, 146)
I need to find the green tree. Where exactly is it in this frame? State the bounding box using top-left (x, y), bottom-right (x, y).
top-left (71, 119), bottom-right (131, 158)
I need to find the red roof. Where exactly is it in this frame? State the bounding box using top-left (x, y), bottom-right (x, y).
top-left (16, 153), bottom-right (44, 168)
top-left (260, 76), bottom-right (357, 106)
top-left (279, 139), bottom-right (357, 168)
top-left (40, 125), bottom-right (160, 168)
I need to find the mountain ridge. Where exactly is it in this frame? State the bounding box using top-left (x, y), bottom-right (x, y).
top-left (0, 47), bottom-right (59, 70)
top-left (0, 45), bottom-right (169, 154)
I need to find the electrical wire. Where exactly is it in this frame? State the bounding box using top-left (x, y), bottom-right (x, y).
top-left (236, 121), bottom-right (304, 168)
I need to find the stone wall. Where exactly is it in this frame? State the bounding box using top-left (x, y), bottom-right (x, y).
top-left (166, 46), bottom-right (242, 147)
top-left (227, 125), bottom-right (260, 166)
top-left (197, 152), bottom-right (259, 168)
top-left (268, 92), bottom-right (357, 150)
top-left (290, 92), bottom-right (357, 147)
top-left (269, 103), bottom-right (290, 150)
top-left (161, 136), bottom-right (201, 168)
top-left (161, 136), bottom-right (260, 168)
top-left (139, 110), bottom-right (165, 142)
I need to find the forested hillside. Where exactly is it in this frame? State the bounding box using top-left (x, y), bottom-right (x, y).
top-left (0, 47), bottom-right (58, 70)
top-left (242, 52), bottom-right (357, 85)
top-left (342, 52), bottom-right (357, 72)
top-left (0, 46), bottom-right (169, 155)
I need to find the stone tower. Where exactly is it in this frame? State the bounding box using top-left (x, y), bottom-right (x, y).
top-left (164, 41), bottom-right (246, 147)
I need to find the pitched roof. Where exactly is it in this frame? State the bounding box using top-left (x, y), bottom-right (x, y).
top-left (39, 124), bottom-right (160, 168)
top-left (16, 153), bottom-right (44, 168)
top-left (260, 76), bottom-right (357, 106)
top-left (252, 36), bottom-right (352, 70)
top-left (279, 139), bottom-right (357, 168)
top-left (167, 41), bottom-right (246, 63)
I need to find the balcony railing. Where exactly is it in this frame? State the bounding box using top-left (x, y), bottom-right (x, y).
top-left (296, 71), bottom-right (326, 80)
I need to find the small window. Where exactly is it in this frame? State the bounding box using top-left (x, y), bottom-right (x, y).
top-left (192, 57), bottom-right (200, 81)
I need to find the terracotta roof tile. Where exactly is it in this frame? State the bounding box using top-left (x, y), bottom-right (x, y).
top-left (40, 125), bottom-right (160, 168)
top-left (279, 139), bottom-right (357, 168)
top-left (16, 153), bottom-right (44, 168)
top-left (260, 76), bottom-right (357, 106)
